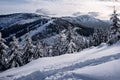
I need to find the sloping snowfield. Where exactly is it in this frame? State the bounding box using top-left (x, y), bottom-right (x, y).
top-left (0, 42), bottom-right (120, 80)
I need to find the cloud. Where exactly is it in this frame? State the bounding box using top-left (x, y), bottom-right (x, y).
top-left (99, 0), bottom-right (120, 1)
top-left (0, 0), bottom-right (120, 20)
top-left (35, 8), bottom-right (56, 16)
top-left (88, 12), bottom-right (99, 17)
top-left (72, 12), bottom-right (82, 16)
top-left (0, 0), bottom-right (28, 4)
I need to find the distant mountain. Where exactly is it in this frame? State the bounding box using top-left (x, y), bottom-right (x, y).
top-left (62, 15), bottom-right (110, 29)
top-left (0, 13), bottom-right (50, 41)
top-left (0, 13), bottom-right (42, 29)
top-left (0, 13), bottom-right (110, 44)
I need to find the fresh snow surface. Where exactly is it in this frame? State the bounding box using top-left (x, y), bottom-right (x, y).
top-left (0, 42), bottom-right (120, 80)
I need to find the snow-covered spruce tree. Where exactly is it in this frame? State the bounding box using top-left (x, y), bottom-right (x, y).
top-left (8, 36), bottom-right (23, 68)
top-left (80, 36), bottom-right (89, 49)
top-left (52, 29), bottom-right (68, 56)
top-left (110, 7), bottom-right (120, 34)
top-left (60, 25), bottom-right (89, 54)
top-left (100, 29), bottom-right (109, 43)
top-left (76, 35), bottom-right (89, 51)
top-left (53, 24), bottom-right (90, 55)
top-left (67, 39), bottom-right (77, 54)
top-left (67, 26), bottom-right (90, 53)
top-left (41, 42), bottom-right (49, 57)
top-left (88, 35), bottom-right (94, 47)
top-left (108, 7), bottom-right (120, 44)
top-left (0, 32), bottom-right (8, 70)
top-left (92, 29), bottom-right (109, 46)
top-left (22, 30), bottom-right (35, 64)
top-left (47, 45), bottom-right (53, 57)
top-left (34, 40), bottom-right (44, 59)
top-left (66, 25), bottom-right (79, 54)
top-left (92, 29), bottom-right (100, 46)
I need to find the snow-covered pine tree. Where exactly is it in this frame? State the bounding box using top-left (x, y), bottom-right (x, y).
top-left (92, 29), bottom-right (100, 46)
top-left (67, 39), bottom-right (77, 54)
top-left (92, 29), bottom-right (109, 46)
top-left (66, 25), bottom-right (78, 54)
top-left (34, 40), bottom-right (44, 59)
top-left (41, 42), bottom-right (49, 57)
top-left (22, 28), bottom-right (35, 64)
top-left (80, 35), bottom-right (89, 49)
top-left (84, 38), bottom-right (90, 48)
top-left (108, 6), bottom-right (120, 44)
top-left (70, 33), bottom-right (85, 52)
top-left (53, 24), bottom-right (90, 55)
top-left (0, 32), bottom-right (8, 70)
top-left (47, 45), bottom-right (53, 57)
top-left (8, 36), bottom-right (23, 67)
top-left (101, 29), bottom-right (109, 43)
top-left (110, 7), bottom-right (120, 34)
top-left (53, 29), bottom-right (68, 56)
top-left (88, 35), bottom-right (94, 47)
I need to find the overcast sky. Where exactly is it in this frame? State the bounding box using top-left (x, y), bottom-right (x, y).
top-left (0, 0), bottom-right (120, 19)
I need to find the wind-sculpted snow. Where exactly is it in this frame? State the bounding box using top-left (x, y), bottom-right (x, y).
top-left (0, 42), bottom-right (120, 80)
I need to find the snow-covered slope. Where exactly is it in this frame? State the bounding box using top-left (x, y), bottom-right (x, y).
top-left (0, 13), bottom-right (41, 28)
top-left (0, 41), bottom-right (120, 80)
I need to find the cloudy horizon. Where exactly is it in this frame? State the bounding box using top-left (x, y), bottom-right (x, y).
top-left (0, 0), bottom-right (120, 20)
